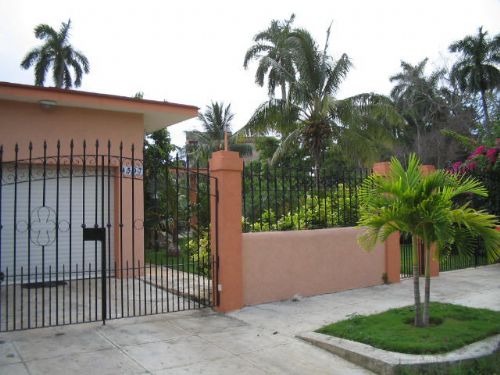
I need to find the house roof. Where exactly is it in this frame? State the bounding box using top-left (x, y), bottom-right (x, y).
top-left (0, 82), bottom-right (199, 132)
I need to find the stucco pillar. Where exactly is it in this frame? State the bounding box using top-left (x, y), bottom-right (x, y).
top-left (209, 151), bottom-right (244, 312)
top-left (373, 161), bottom-right (400, 283)
top-left (420, 165), bottom-right (440, 277)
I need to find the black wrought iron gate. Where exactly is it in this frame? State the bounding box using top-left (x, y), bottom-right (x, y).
top-left (0, 140), bottom-right (217, 331)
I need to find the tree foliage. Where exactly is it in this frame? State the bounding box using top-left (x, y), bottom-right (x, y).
top-left (242, 20), bottom-right (404, 168)
top-left (21, 19), bottom-right (90, 88)
top-left (186, 102), bottom-right (252, 165)
top-left (390, 59), bottom-right (480, 167)
top-left (243, 14), bottom-right (296, 102)
top-left (449, 26), bottom-right (500, 133)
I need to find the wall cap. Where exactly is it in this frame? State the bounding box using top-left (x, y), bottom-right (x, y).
top-left (209, 151), bottom-right (243, 172)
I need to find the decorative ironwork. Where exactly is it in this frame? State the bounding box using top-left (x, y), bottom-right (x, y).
top-left (133, 218), bottom-right (144, 230)
top-left (1, 156), bottom-right (144, 186)
top-left (30, 206), bottom-right (57, 247)
top-left (0, 140), bottom-right (217, 332)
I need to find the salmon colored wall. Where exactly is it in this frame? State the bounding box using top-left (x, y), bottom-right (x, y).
top-left (0, 100), bottom-right (143, 159)
top-left (0, 99), bottom-right (144, 273)
top-left (385, 232), bottom-right (401, 283)
top-left (242, 227), bottom-right (385, 306)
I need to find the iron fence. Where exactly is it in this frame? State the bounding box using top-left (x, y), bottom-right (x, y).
top-left (0, 140), bottom-right (217, 332)
top-left (242, 161), bottom-right (370, 232)
top-left (400, 235), bottom-right (489, 279)
top-left (439, 239), bottom-right (489, 272)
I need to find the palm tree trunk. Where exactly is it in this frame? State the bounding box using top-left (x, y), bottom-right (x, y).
top-left (412, 235), bottom-right (422, 327)
top-left (416, 123), bottom-right (422, 159)
top-left (480, 89), bottom-right (490, 135)
top-left (281, 82), bottom-right (287, 103)
top-left (56, 59), bottom-right (64, 88)
top-left (423, 241), bottom-right (431, 326)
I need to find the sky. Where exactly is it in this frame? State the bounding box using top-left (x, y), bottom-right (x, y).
top-left (1, 0), bottom-right (499, 147)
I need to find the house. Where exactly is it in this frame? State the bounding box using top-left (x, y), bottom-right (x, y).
top-left (0, 82), bottom-right (198, 285)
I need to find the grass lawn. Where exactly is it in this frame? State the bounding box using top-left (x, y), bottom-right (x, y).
top-left (316, 302), bottom-right (500, 354)
top-left (144, 250), bottom-right (200, 274)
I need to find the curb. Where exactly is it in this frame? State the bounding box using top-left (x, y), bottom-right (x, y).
top-left (297, 332), bottom-right (500, 375)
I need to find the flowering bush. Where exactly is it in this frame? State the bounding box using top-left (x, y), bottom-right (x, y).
top-left (449, 139), bottom-right (500, 174)
top-left (187, 229), bottom-right (210, 277)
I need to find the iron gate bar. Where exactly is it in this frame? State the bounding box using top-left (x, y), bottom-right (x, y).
top-left (13, 144), bottom-right (17, 329)
top-left (107, 142), bottom-right (112, 320)
top-left (214, 176), bottom-right (220, 306)
top-left (0, 146), bottom-right (2, 330)
top-left (69, 140), bottom-right (73, 324)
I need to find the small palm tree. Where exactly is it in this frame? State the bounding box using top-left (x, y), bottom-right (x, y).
top-left (358, 154), bottom-right (500, 327)
top-left (449, 27), bottom-right (500, 134)
top-left (21, 19), bottom-right (90, 88)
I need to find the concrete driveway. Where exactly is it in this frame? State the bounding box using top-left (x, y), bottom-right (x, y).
top-left (1, 264), bottom-right (498, 374)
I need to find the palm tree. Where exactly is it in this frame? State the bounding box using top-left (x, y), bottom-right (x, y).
top-left (390, 59), bottom-right (445, 159)
top-left (358, 154), bottom-right (500, 327)
top-left (243, 14), bottom-right (296, 102)
top-left (242, 25), bottom-right (403, 168)
top-left (449, 27), bottom-right (500, 134)
top-left (186, 102), bottom-right (251, 165)
top-left (21, 19), bottom-right (90, 88)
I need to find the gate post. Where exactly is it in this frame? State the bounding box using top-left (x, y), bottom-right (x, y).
top-left (209, 151), bottom-right (244, 312)
top-left (373, 162), bottom-right (400, 283)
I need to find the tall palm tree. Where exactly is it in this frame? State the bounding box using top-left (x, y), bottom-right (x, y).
top-left (186, 102), bottom-right (251, 165)
top-left (358, 154), bottom-right (500, 327)
top-left (21, 19), bottom-right (90, 89)
top-left (449, 27), bottom-right (500, 133)
top-left (243, 14), bottom-right (296, 102)
top-left (390, 59), bottom-right (445, 159)
top-left (242, 25), bottom-right (403, 168)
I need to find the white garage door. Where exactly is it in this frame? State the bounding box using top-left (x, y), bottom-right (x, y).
top-left (0, 165), bottom-right (114, 283)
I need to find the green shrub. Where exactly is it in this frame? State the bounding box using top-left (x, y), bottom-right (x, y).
top-left (187, 228), bottom-right (211, 277)
top-left (245, 184), bottom-right (360, 232)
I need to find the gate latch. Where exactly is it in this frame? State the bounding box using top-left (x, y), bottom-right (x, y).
top-left (82, 227), bottom-right (106, 242)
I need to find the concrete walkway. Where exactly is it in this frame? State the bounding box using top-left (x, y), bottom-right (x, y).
top-left (0, 264), bottom-right (498, 374)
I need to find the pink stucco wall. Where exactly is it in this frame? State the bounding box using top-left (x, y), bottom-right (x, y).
top-left (0, 100), bottom-right (143, 159)
top-left (242, 227), bottom-right (385, 306)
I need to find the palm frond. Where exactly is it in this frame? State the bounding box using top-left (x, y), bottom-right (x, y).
top-left (270, 127), bottom-right (303, 165)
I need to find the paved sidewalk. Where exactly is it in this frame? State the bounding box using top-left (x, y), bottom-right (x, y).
top-left (0, 264), bottom-right (498, 374)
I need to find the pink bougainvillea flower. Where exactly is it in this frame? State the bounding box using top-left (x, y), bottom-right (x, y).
top-left (467, 161), bottom-right (477, 171)
top-left (471, 145), bottom-right (486, 157)
top-left (451, 161), bottom-right (462, 172)
top-left (485, 147), bottom-right (498, 163)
